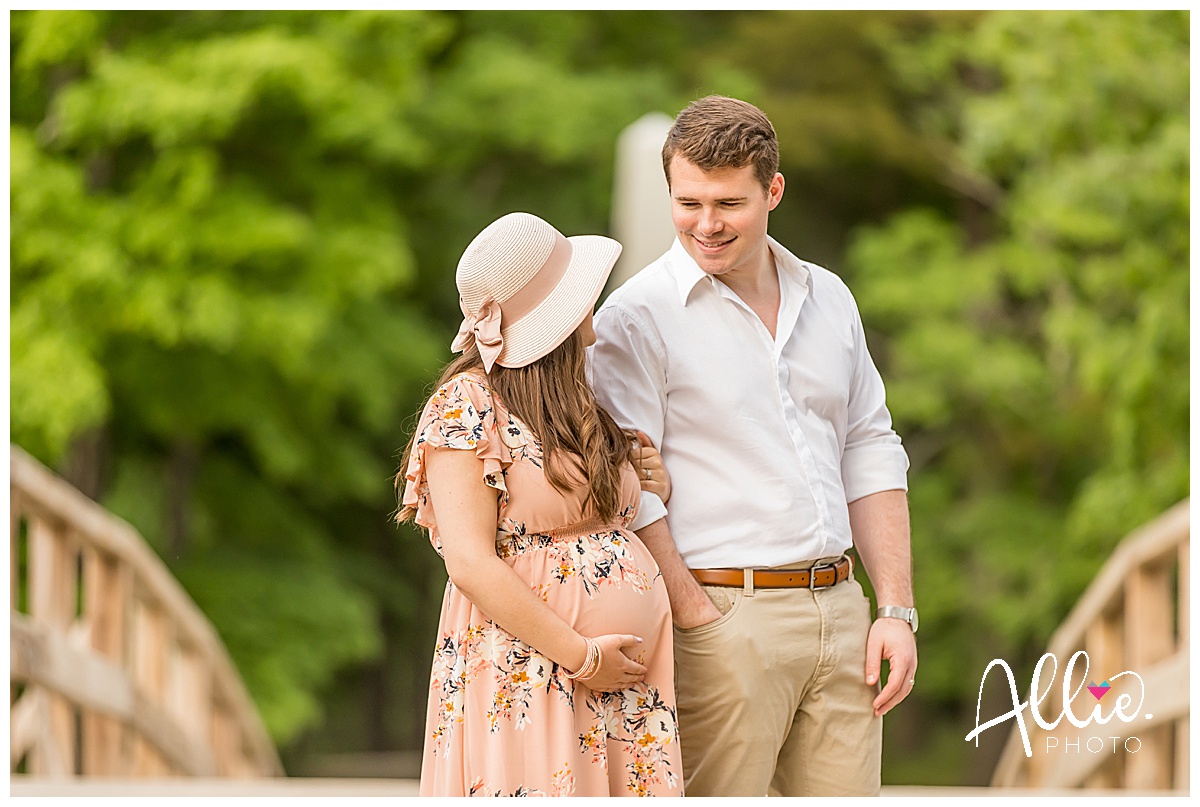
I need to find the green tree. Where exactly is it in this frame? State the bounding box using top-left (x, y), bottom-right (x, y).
top-left (844, 10), bottom-right (1188, 783)
top-left (9, 9), bottom-right (750, 757)
top-left (289, 9), bottom-right (755, 762)
top-left (11, 8), bottom-right (460, 742)
top-left (722, 10), bottom-right (983, 267)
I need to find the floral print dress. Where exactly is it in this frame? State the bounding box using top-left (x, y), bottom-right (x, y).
top-left (402, 373), bottom-right (681, 797)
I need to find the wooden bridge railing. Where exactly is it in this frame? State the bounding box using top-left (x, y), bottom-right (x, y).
top-left (10, 445), bottom-right (283, 779)
top-left (991, 499), bottom-right (1189, 790)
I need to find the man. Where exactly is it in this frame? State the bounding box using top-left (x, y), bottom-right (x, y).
top-left (590, 96), bottom-right (918, 797)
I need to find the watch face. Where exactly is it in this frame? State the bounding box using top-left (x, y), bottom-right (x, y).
top-left (910, 608), bottom-right (919, 633)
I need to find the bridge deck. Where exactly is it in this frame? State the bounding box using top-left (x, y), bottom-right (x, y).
top-left (9, 777), bottom-right (1188, 797)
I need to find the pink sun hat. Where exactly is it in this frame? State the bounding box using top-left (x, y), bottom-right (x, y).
top-left (451, 212), bottom-right (622, 372)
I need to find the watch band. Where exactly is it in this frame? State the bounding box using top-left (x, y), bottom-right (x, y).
top-left (875, 605), bottom-right (918, 633)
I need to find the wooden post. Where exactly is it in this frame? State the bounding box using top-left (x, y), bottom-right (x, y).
top-left (11, 489), bottom-right (22, 612)
top-left (1026, 729), bottom-right (1050, 786)
top-left (1179, 542), bottom-right (1190, 649)
top-left (1175, 540), bottom-right (1189, 790)
top-left (81, 548), bottom-right (130, 776)
top-left (33, 690), bottom-right (70, 778)
top-left (1125, 562), bottom-right (1175, 789)
top-left (1127, 562), bottom-right (1175, 667)
top-left (1085, 611), bottom-right (1124, 691)
top-left (28, 517), bottom-right (72, 629)
top-left (132, 597), bottom-right (169, 776)
top-left (211, 706), bottom-right (238, 777)
top-left (10, 687), bottom-right (40, 770)
top-left (1083, 611), bottom-right (1124, 787)
top-left (27, 519), bottom-right (77, 776)
top-left (166, 640), bottom-right (212, 760)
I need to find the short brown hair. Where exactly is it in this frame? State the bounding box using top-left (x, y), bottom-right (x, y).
top-left (662, 96), bottom-right (779, 191)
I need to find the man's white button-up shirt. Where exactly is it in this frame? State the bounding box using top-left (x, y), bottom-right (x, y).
top-left (589, 236), bottom-right (909, 569)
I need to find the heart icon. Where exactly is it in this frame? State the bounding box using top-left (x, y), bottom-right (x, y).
top-left (1086, 680), bottom-right (1111, 700)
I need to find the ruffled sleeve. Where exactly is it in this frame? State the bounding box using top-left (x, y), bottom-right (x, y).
top-left (401, 373), bottom-right (511, 546)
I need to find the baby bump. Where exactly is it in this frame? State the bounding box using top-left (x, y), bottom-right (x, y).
top-left (508, 529), bottom-right (670, 643)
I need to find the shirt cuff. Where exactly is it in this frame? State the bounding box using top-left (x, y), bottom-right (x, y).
top-left (842, 442), bottom-right (910, 503)
top-left (631, 490), bottom-right (668, 531)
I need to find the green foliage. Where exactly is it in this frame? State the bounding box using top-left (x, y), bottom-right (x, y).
top-left (722, 11), bottom-right (983, 266)
top-left (13, 9), bottom-right (1183, 784)
top-left (848, 9), bottom-right (1188, 726)
top-left (10, 128), bottom-right (114, 459)
top-left (11, 9), bottom-right (452, 744)
top-left (10, 9), bottom-right (748, 752)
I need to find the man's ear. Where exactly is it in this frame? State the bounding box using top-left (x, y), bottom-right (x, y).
top-left (767, 172), bottom-right (785, 211)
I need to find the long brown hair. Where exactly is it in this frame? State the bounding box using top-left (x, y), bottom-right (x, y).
top-left (395, 326), bottom-right (634, 524)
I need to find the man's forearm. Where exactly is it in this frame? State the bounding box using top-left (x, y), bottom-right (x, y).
top-left (635, 517), bottom-right (721, 629)
top-left (848, 488), bottom-right (913, 607)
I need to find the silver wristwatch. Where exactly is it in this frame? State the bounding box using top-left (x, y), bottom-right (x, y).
top-left (875, 605), bottom-right (918, 634)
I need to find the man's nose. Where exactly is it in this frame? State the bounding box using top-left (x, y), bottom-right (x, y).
top-left (697, 207), bottom-right (722, 235)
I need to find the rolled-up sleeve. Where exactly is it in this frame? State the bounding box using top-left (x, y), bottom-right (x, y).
top-left (841, 300), bottom-right (909, 503)
top-left (589, 302), bottom-right (669, 530)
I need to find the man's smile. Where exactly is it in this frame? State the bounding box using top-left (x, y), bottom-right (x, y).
top-left (692, 234), bottom-right (736, 253)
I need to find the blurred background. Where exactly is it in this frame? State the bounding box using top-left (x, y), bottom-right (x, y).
top-left (9, 9), bottom-right (1189, 788)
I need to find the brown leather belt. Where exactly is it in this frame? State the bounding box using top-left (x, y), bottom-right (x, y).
top-left (691, 556), bottom-right (853, 590)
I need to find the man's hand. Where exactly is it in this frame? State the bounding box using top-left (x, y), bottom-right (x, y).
top-left (632, 430), bottom-right (672, 504)
top-left (674, 594), bottom-right (723, 630)
top-left (864, 617), bottom-right (917, 717)
top-left (850, 489), bottom-right (916, 717)
top-left (633, 517), bottom-right (721, 629)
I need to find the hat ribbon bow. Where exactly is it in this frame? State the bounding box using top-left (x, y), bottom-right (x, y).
top-left (451, 296), bottom-right (503, 372)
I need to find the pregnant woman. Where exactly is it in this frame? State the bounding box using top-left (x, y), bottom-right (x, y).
top-left (396, 212), bottom-right (681, 797)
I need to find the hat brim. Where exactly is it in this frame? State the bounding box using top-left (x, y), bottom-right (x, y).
top-left (494, 234), bottom-right (621, 368)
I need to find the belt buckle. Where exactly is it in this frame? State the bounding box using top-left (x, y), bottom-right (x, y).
top-left (810, 560), bottom-right (836, 590)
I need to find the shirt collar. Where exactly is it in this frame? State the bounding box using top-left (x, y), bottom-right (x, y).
top-left (668, 238), bottom-right (708, 306)
top-left (668, 235), bottom-right (812, 307)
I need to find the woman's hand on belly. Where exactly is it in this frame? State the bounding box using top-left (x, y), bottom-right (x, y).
top-left (583, 633), bottom-right (647, 692)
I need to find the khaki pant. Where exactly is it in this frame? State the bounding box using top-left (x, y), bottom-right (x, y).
top-left (672, 559), bottom-right (881, 796)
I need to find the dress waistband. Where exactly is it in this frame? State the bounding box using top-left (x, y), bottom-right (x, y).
top-left (539, 516), bottom-right (616, 539)
top-left (496, 516), bottom-right (625, 560)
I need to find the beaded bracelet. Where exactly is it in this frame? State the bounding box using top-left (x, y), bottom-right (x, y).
top-left (565, 637), bottom-right (600, 681)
